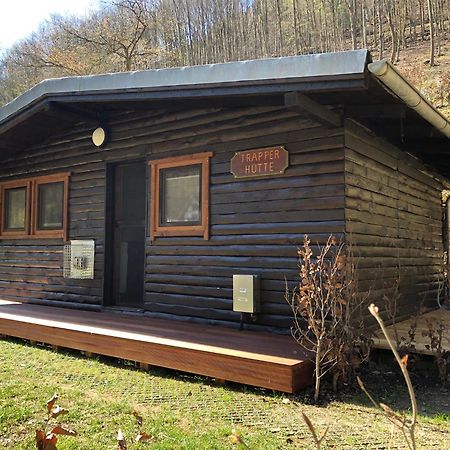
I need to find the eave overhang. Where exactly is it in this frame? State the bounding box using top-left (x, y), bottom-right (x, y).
top-left (0, 49), bottom-right (370, 131)
top-left (0, 49), bottom-right (449, 176)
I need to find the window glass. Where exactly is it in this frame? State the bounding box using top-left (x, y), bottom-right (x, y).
top-left (5, 187), bottom-right (26, 230)
top-left (160, 165), bottom-right (201, 225)
top-left (37, 182), bottom-right (64, 230)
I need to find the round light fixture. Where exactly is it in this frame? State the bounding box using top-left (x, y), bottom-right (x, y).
top-left (92, 127), bottom-right (107, 147)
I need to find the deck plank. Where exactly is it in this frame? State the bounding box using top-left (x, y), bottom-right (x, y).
top-left (0, 300), bottom-right (313, 393)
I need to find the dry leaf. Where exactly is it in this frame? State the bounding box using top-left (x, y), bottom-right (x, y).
top-left (135, 432), bottom-right (153, 442)
top-left (42, 433), bottom-right (58, 450)
top-left (132, 410), bottom-right (143, 428)
top-left (50, 406), bottom-right (68, 419)
top-left (401, 355), bottom-right (409, 367)
top-left (36, 430), bottom-right (60, 450)
top-left (229, 428), bottom-right (244, 445)
top-left (117, 429), bottom-right (127, 450)
top-left (46, 393), bottom-right (58, 413)
top-left (36, 429), bottom-right (46, 450)
top-left (51, 425), bottom-right (77, 437)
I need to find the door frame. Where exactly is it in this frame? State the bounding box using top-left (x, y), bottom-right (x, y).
top-left (103, 159), bottom-right (148, 308)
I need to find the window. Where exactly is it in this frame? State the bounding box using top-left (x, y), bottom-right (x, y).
top-left (160, 165), bottom-right (201, 225)
top-left (0, 173), bottom-right (69, 240)
top-left (6, 187), bottom-right (27, 230)
top-left (37, 182), bottom-right (64, 230)
top-left (149, 152), bottom-right (213, 240)
top-left (0, 180), bottom-right (31, 237)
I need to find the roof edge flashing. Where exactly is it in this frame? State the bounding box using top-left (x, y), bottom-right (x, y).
top-left (368, 60), bottom-right (450, 138)
top-left (0, 50), bottom-right (369, 129)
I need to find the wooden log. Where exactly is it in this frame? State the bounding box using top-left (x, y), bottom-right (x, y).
top-left (0, 102), bottom-right (349, 330)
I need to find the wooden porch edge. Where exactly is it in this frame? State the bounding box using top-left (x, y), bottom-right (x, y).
top-left (0, 301), bottom-right (313, 393)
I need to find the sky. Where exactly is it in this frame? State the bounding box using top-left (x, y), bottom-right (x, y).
top-left (0, 0), bottom-right (99, 52)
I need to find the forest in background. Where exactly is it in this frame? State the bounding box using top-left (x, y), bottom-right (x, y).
top-left (0, 0), bottom-right (449, 115)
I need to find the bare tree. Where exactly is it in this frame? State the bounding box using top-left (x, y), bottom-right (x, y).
top-left (1, 0), bottom-right (450, 106)
top-left (61, 0), bottom-right (159, 71)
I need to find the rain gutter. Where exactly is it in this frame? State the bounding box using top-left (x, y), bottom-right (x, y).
top-left (368, 60), bottom-right (450, 139)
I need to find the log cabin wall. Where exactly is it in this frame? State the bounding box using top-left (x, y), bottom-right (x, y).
top-left (344, 119), bottom-right (446, 320)
top-left (0, 105), bottom-right (346, 332)
top-left (0, 124), bottom-right (105, 310)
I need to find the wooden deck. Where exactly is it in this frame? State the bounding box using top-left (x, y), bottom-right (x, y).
top-left (372, 308), bottom-right (450, 355)
top-left (0, 300), bottom-right (313, 393)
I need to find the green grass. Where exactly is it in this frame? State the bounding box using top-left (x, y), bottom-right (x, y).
top-left (0, 339), bottom-right (284, 449)
top-left (0, 338), bottom-right (449, 449)
top-left (423, 412), bottom-right (450, 426)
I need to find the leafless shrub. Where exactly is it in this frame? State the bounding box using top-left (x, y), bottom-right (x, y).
top-left (423, 319), bottom-right (449, 383)
top-left (301, 411), bottom-right (329, 450)
top-left (435, 271), bottom-right (448, 309)
top-left (382, 277), bottom-right (403, 349)
top-left (117, 411), bottom-right (153, 449)
top-left (382, 269), bottom-right (449, 383)
top-left (35, 393), bottom-right (77, 450)
top-left (286, 235), bottom-right (371, 402)
top-left (358, 304), bottom-right (417, 450)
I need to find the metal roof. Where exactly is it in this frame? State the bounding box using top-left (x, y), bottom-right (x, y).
top-left (0, 50), bottom-right (369, 127)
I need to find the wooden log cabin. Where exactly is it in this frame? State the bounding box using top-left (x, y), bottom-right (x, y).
top-left (0, 49), bottom-right (449, 392)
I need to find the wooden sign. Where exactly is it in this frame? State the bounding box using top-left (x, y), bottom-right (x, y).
top-left (231, 146), bottom-right (289, 179)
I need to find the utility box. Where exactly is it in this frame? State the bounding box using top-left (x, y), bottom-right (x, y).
top-left (233, 274), bottom-right (260, 313)
top-left (63, 240), bottom-right (95, 279)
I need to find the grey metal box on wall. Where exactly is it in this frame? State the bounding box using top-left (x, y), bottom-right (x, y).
top-left (63, 240), bottom-right (95, 279)
top-left (233, 275), bottom-right (260, 314)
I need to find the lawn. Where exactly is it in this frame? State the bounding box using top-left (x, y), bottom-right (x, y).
top-left (0, 337), bottom-right (448, 449)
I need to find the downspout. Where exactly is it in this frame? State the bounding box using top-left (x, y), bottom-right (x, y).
top-left (368, 60), bottom-right (450, 139)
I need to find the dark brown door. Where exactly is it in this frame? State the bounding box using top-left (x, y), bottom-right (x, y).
top-left (109, 162), bottom-right (147, 307)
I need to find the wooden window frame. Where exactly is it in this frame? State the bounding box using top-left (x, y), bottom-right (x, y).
top-left (0, 172), bottom-right (70, 240)
top-left (0, 179), bottom-right (32, 238)
top-left (149, 152), bottom-right (213, 241)
top-left (32, 173), bottom-right (70, 240)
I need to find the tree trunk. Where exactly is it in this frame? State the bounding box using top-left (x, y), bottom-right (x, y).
top-left (292, 0), bottom-right (300, 54)
top-left (419, 0), bottom-right (426, 40)
top-left (378, 1), bottom-right (384, 59)
top-left (361, 0), bottom-right (367, 48)
top-left (427, 0), bottom-right (435, 65)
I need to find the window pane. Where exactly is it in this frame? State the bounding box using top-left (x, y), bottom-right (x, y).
top-left (5, 187), bottom-right (26, 230)
top-left (161, 165), bottom-right (201, 225)
top-left (38, 182), bottom-right (64, 230)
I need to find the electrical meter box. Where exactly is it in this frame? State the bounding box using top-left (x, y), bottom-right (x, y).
top-left (233, 274), bottom-right (260, 313)
top-left (63, 240), bottom-right (95, 279)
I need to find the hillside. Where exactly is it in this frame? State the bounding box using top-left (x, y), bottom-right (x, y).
top-left (397, 40), bottom-right (450, 118)
top-left (0, 0), bottom-right (449, 122)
